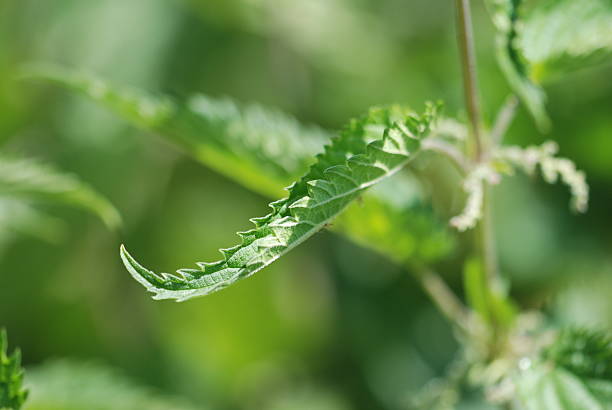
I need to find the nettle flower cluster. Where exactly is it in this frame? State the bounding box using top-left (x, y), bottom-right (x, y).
top-left (450, 139), bottom-right (589, 232)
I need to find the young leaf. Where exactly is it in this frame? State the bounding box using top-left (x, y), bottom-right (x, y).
top-left (516, 328), bottom-right (612, 409)
top-left (120, 104), bottom-right (439, 301)
top-left (0, 329), bottom-right (28, 410)
top-left (25, 66), bottom-right (455, 269)
top-left (486, 0), bottom-right (612, 130)
top-left (0, 155), bottom-right (121, 229)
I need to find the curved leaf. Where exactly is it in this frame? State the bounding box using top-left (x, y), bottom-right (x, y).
top-left (121, 104), bottom-right (438, 300)
top-left (0, 155), bottom-right (121, 229)
top-left (22, 64), bottom-right (327, 198)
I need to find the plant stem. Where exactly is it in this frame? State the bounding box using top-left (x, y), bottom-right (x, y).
top-left (479, 188), bottom-right (500, 287)
top-left (419, 268), bottom-right (470, 333)
top-left (454, 2), bottom-right (501, 290)
top-left (454, 0), bottom-right (484, 160)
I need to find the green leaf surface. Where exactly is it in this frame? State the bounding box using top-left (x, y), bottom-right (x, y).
top-left (333, 175), bottom-right (454, 266)
top-left (25, 66), bottom-right (455, 276)
top-left (519, 0), bottom-right (612, 79)
top-left (23, 360), bottom-right (201, 410)
top-left (486, 0), bottom-right (549, 130)
top-left (0, 155), bottom-right (121, 229)
top-left (516, 328), bottom-right (612, 409)
top-left (486, 0), bottom-right (612, 130)
top-left (0, 329), bottom-right (28, 410)
top-left (543, 328), bottom-right (612, 381)
top-left (120, 104), bottom-right (438, 300)
top-left (22, 64), bottom-right (327, 199)
top-left (517, 366), bottom-right (612, 409)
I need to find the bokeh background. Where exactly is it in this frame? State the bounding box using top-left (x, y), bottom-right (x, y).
top-left (1, 0), bottom-right (611, 409)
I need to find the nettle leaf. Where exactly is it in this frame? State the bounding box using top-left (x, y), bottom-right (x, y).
top-left (0, 329), bottom-right (28, 410)
top-left (23, 64), bottom-right (327, 198)
top-left (26, 65), bottom-right (454, 272)
top-left (543, 328), bottom-right (612, 381)
top-left (519, 0), bottom-right (612, 79)
top-left (486, 0), bottom-right (612, 130)
top-left (516, 328), bottom-right (612, 409)
top-left (0, 155), bottom-right (121, 229)
top-left (486, 0), bottom-right (549, 130)
top-left (517, 366), bottom-right (612, 409)
top-left (120, 104), bottom-right (438, 300)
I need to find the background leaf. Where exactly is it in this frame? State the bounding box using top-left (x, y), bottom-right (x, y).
top-left (519, 0), bottom-right (612, 80)
top-left (22, 64), bottom-right (327, 198)
top-left (486, 0), bottom-right (612, 130)
top-left (0, 155), bottom-right (121, 230)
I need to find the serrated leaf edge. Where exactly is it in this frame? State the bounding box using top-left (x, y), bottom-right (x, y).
top-left (120, 106), bottom-right (438, 301)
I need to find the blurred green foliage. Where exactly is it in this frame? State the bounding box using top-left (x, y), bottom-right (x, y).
top-left (1, 0), bottom-right (611, 409)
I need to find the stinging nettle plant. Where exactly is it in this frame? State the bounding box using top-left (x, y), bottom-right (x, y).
top-left (0, 329), bottom-right (28, 410)
top-left (18, 0), bottom-right (612, 407)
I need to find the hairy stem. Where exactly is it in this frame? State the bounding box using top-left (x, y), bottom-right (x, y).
top-left (455, 0), bottom-right (484, 160)
top-left (454, 2), bottom-right (501, 301)
top-left (479, 188), bottom-right (500, 288)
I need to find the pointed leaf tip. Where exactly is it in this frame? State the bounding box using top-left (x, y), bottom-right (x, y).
top-left (119, 244), bottom-right (162, 293)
